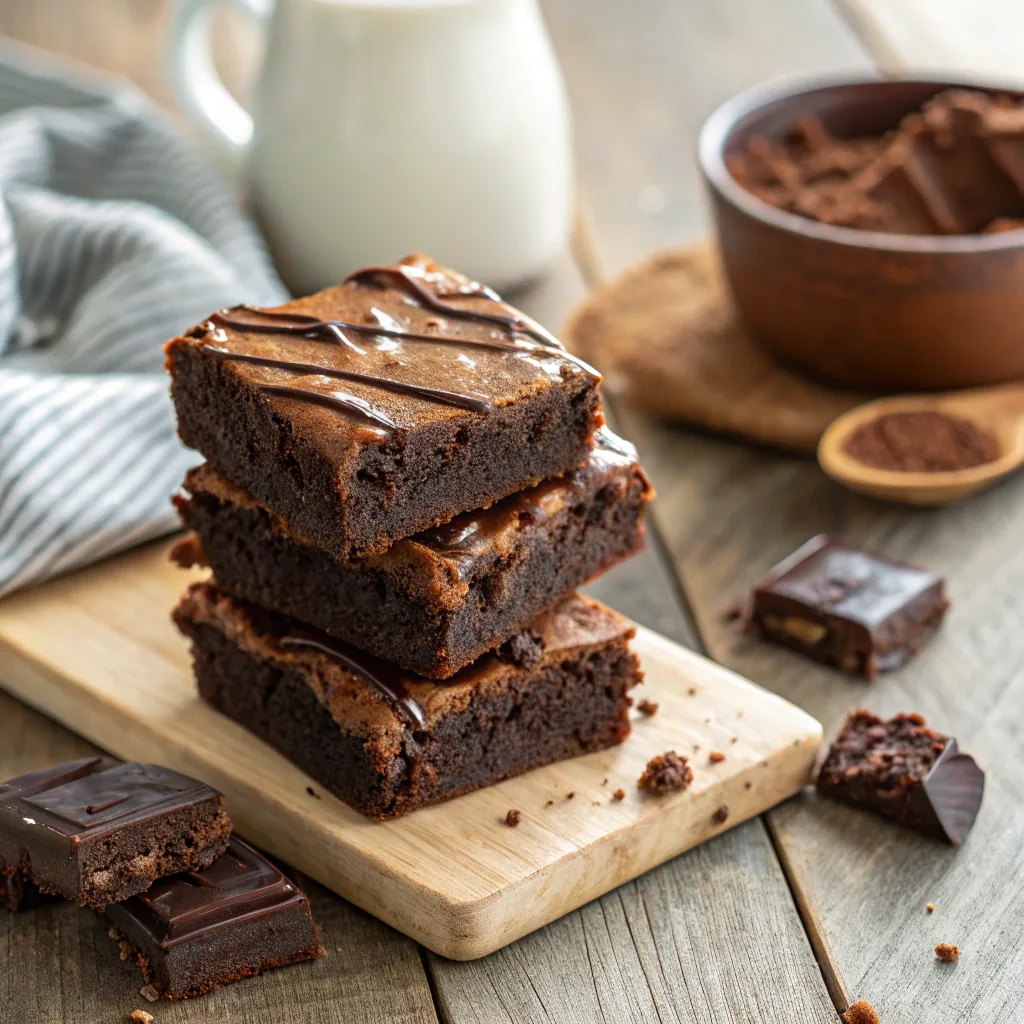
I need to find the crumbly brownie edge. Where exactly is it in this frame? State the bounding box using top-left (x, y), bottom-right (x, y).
top-left (179, 618), bottom-right (641, 819)
top-left (78, 807), bottom-right (232, 908)
top-left (168, 340), bottom-right (602, 560)
top-left (180, 463), bottom-right (648, 678)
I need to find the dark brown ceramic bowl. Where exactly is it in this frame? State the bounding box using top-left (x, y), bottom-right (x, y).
top-left (699, 75), bottom-right (1024, 391)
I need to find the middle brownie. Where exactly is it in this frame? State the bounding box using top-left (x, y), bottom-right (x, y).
top-left (174, 429), bottom-right (652, 679)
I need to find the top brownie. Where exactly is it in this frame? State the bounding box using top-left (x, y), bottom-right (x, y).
top-left (165, 254), bottom-right (603, 560)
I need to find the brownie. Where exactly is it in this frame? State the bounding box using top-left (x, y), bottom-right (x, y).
top-left (164, 254), bottom-right (604, 561)
top-left (104, 836), bottom-right (323, 998)
top-left (817, 709), bottom-right (985, 845)
top-left (752, 535), bottom-right (948, 678)
top-left (0, 758), bottom-right (231, 908)
top-left (172, 427), bottom-right (652, 679)
top-left (173, 583), bottom-right (642, 819)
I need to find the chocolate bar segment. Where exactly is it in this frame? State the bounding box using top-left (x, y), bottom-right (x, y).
top-left (173, 427), bottom-right (651, 679)
top-left (104, 836), bottom-right (323, 998)
top-left (173, 583), bottom-right (642, 819)
top-left (751, 535), bottom-right (948, 678)
top-left (0, 758), bottom-right (231, 908)
top-left (817, 709), bottom-right (984, 845)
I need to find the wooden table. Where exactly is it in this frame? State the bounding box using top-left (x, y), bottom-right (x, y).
top-left (1, 3), bottom-right (1021, 1021)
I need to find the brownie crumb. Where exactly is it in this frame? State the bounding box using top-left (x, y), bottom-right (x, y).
top-left (139, 986), bottom-right (159, 1003)
top-left (545, 799), bottom-right (554, 807)
top-left (712, 805), bottom-right (729, 824)
top-left (497, 629), bottom-right (545, 669)
top-left (842, 1000), bottom-right (879, 1024)
top-left (730, 737), bottom-right (738, 744)
top-left (709, 750), bottom-right (727, 764)
top-left (744, 781), bottom-right (753, 790)
top-left (505, 809), bottom-right (522, 827)
top-left (602, 777), bottom-right (609, 786)
top-left (592, 800), bottom-right (601, 807)
top-left (638, 752), bottom-right (693, 795)
top-left (129, 1012), bottom-right (155, 1024)
top-left (306, 786), bottom-right (321, 799)
top-left (566, 792), bottom-right (575, 800)
top-left (687, 687), bottom-right (698, 696)
top-left (935, 942), bottom-right (960, 963)
top-left (612, 788), bottom-right (626, 801)
top-left (926, 903), bottom-right (934, 913)
top-left (637, 699), bottom-right (659, 716)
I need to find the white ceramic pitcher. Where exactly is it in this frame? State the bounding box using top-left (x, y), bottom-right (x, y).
top-left (168, 0), bottom-right (573, 293)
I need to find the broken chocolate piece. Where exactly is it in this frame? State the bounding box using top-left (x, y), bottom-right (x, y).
top-left (817, 709), bottom-right (984, 845)
top-left (752, 535), bottom-right (948, 679)
top-left (103, 837), bottom-right (323, 998)
top-left (0, 758), bottom-right (231, 908)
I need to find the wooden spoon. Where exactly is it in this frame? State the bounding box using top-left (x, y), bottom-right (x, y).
top-left (817, 383), bottom-right (1024, 505)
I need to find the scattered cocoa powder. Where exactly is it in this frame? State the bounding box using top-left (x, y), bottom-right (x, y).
top-left (638, 752), bottom-right (693, 795)
top-left (709, 750), bottom-right (727, 764)
top-left (505, 809), bottom-right (521, 827)
top-left (843, 411), bottom-right (998, 473)
top-left (935, 942), bottom-right (960, 963)
top-left (842, 1000), bottom-right (879, 1024)
top-left (637, 699), bottom-right (659, 716)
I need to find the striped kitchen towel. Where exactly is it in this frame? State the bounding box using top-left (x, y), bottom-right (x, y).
top-left (0, 39), bottom-right (287, 597)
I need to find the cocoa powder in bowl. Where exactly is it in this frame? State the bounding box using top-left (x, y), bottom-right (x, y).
top-left (843, 410), bottom-right (999, 472)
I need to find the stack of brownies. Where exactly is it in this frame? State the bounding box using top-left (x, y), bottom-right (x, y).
top-left (166, 254), bottom-right (653, 819)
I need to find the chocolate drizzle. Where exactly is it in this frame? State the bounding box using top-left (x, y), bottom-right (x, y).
top-left (280, 631), bottom-right (427, 728)
top-left (201, 259), bottom-right (599, 430)
top-left (202, 344), bottom-right (496, 419)
top-left (343, 263), bottom-right (561, 348)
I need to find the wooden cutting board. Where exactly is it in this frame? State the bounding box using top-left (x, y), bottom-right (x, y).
top-left (0, 540), bottom-right (822, 960)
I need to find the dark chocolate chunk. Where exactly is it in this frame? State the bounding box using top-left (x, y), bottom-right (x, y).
top-left (104, 837), bottom-right (323, 998)
top-left (817, 709), bottom-right (984, 845)
top-left (752, 535), bottom-right (948, 678)
top-left (0, 758), bottom-right (232, 908)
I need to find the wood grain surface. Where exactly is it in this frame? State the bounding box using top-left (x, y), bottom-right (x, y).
top-left (2, 0), bottom-right (1018, 1020)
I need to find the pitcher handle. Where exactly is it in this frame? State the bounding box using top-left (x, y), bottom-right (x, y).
top-left (166, 0), bottom-right (273, 172)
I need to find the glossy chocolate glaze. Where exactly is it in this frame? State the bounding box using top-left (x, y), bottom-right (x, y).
top-left (280, 630), bottom-right (427, 728)
top-left (194, 256), bottom-right (598, 431)
top-left (420, 427), bottom-right (641, 575)
top-left (104, 837), bottom-right (306, 947)
top-left (0, 759), bottom-right (222, 895)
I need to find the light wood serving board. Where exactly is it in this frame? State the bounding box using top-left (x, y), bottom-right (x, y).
top-left (0, 540), bottom-right (822, 960)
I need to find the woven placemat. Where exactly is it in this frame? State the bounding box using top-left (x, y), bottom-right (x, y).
top-left (565, 242), bottom-right (873, 454)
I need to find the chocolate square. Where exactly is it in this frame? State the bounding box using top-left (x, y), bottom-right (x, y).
top-left (104, 837), bottom-right (323, 997)
top-left (0, 757), bottom-right (231, 908)
top-left (752, 535), bottom-right (948, 678)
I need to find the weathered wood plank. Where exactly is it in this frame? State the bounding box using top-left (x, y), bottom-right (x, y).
top-left (547, 0), bottom-right (1024, 1019)
top-left (0, 690), bottom-right (440, 1024)
top-left (429, 820), bottom-right (834, 1024)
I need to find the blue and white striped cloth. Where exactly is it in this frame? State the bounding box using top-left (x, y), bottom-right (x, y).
top-left (0, 39), bottom-right (287, 597)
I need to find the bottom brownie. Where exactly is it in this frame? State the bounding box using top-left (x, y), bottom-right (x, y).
top-left (104, 836), bottom-right (323, 998)
top-left (174, 584), bottom-right (642, 819)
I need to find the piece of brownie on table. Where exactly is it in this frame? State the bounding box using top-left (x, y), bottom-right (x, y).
top-left (172, 427), bottom-right (652, 679)
top-left (817, 709), bottom-right (984, 845)
top-left (104, 836), bottom-right (323, 998)
top-left (751, 535), bottom-right (948, 678)
top-left (0, 758), bottom-right (231, 908)
top-left (164, 254), bottom-right (604, 562)
top-left (173, 583), bottom-right (642, 820)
